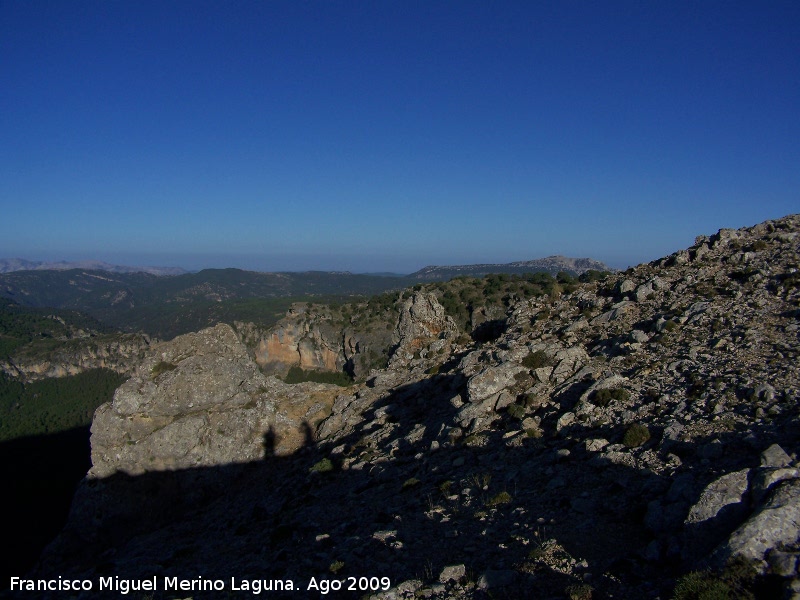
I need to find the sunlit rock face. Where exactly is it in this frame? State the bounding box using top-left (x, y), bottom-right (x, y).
top-left (256, 321), bottom-right (342, 372)
top-left (89, 323), bottom-right (340, 478)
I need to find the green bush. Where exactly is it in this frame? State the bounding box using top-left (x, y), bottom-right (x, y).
top-left (506, 403), bottom-right (527, 419)
top-left (485, 491), bottom-right (512, 507)
top-left (591, 387), bottom-right (630, 407)
top-left (566, 584), bottom-right (594, 600)
top-left (284, 366), bottom-right (353, 387)
top-left (309, 458), bottom-right (334, 474)
top-left (622, 423), bottom-right (650, 448)
top-left (672, 571), bottom-right (733, 600)
top-left (402, 477), bottom-right (420, 490)
top-left (329, 560), bottom-right (345, 574)
top-left (522, 350), bottom-right (552, 369)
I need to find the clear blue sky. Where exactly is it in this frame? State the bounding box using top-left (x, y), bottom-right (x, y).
top-left (2, 1), bottom-right (798, 273)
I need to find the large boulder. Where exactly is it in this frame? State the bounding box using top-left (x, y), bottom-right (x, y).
top-left (90, 323), bottom-right (340, 478)
top-left (390, 292), bottom-right (457, 364)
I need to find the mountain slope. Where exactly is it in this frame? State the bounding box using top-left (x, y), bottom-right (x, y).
top-left (0, 268), bottom-right (416, 338)
top-left (25, 214), bottom-right (800, 599)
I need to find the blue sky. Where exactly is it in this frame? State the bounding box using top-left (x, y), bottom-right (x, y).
top-left (1, 1), bottom-right (798, 273)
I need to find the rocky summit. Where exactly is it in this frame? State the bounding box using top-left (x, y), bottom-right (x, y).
top-left (27, 215), bottom-right (800, 599)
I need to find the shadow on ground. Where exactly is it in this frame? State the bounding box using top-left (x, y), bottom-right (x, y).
top-left (9, 371), bottom-right (792, 599)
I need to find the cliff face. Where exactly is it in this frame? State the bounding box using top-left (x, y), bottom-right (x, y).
top-left (32, 215), bottom-right (800, 600)
top-left (1, 333), bottom-right (151, 382)
top-left (252, 312), bottom-right (344, 373)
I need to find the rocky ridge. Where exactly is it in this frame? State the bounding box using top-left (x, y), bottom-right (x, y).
top-left (30, 215), bottom-right (800, 599)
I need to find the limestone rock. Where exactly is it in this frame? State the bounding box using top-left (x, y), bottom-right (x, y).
top-left (90, 323), bottom-right (339, 478)
top-left (712, 479), bottom-right (800, 570)
top-left (466, 362), bottom-right (526, 404)
top-left (390, 292), bottom-right (458, 364)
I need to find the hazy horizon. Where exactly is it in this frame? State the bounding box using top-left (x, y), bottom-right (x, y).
top-left (1, 249), bottom-right (625, 275)
top-left (2, 2), bottom-right (798, 272)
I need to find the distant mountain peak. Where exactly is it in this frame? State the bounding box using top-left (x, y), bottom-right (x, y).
top-left (408, 255), bottom-right (613, 280)
top-left (0, 258), bottom-right (187, 276)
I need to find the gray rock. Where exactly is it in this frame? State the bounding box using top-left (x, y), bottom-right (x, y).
top-left (390, 292), bottom-right (458, 365)
top-left (550, 346), bottom-right (589, 384)
top-left (466, 362), bottom-right (527, 403)
top-left (90, 324), bottom-right (340, 478)
top-left (477, 569), bottom-right (517, 590)
top-left (585, 438), bottom-right (609, 452)
top-left (556, 411), bottom-right (576, 432)
top-left (438, 564), bottom-right (466, 583)
top-left (750, 467), bottom-right (800, 505)
top-left (686, 469), bottom-right (750, 525)
top-left (634, 282), bottom-right (654, 302)
top-left (761, 443), bottom-right (792, 468)
top-left (494, 391), bottom-right (516, 411)
top-left (712, 479), bottom-right (800, 570)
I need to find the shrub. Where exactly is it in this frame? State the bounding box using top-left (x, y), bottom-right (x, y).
top-left (485, 491), bottom-right (512, 507)
top-left (284, 366), bottom-right (353, 387)
top-left (309, 458), bottom-right (334, 474)
top-left (329, 561), bottom-right (345, 574)
top-left (507, 403), bottom-right (527, 419)
top-left (151, 361), bottom-right (177, 379)
top-left (566, 584), bottom-right (594, 600)
top-left (402, 477), bottom-right (420, 490)
top-left (672, 571), bottom-right (732, 600)
top-left (622, 423), bottom-right (650, 448)
top-left (591, 387), bottom-right (630, 407)
top-left (522, 350), bottom-right (552, 369)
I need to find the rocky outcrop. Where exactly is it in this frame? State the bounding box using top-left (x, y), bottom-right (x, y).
top-left (236, 304), bottom-right (393, 380)
top-left (30, 214), bottom-right (800, 600)
top-left (90, 323), bottom-right (342, 478)
top-left (251, 311), bottom-right (344, 373)
top-left (241, 292), bottom-right (458, 379)
top-left (390, 292), bottom-right (458, 365)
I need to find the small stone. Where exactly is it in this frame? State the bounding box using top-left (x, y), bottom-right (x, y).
top-left (761, 444), bottom-right (792, 468)
top-left (585, 438), bottom-right (609, 452)
top-left (477, 570), bottom-right (516, 590)
top-left (556, 412), bottom-right (576, 432)
top-left (438, 564), bottom-right (466, 583)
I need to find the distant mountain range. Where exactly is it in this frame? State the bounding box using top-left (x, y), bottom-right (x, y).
top-left (408, 255), bottom-right (613, 280)
top-left (0, 258), bottom-right (187, 276)
top-left (0, 255), bottom-right (613, 339)
top-left (1, 255), bottom-right (613, 280)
